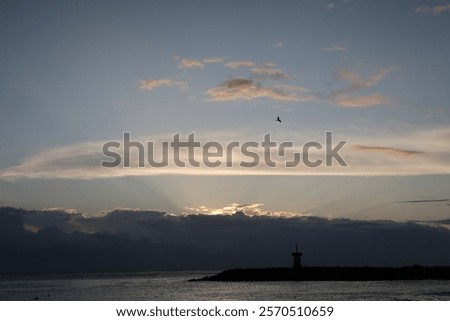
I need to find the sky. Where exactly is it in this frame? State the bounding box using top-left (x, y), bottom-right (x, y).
top-left (0, 1), bottom-right (450, 270)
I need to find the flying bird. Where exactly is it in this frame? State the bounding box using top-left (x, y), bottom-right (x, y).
top-left (276, 116), bottom-right (281, 123)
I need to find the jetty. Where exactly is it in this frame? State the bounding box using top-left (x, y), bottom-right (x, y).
top-left (192, 244), bottom-right (450, 282)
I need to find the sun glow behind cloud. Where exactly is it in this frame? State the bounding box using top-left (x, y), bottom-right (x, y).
top-left (183, 203), bottom-right (310, 217)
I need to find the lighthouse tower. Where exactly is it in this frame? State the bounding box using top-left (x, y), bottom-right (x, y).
top-left (291, 243), bottom-right (302, 269)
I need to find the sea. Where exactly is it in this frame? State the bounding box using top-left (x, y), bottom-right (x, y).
top-left (1, 271), bottom-right (450, 301)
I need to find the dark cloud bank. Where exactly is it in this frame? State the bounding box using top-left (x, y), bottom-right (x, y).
top-left (1, 207), bottom-right (450, 273)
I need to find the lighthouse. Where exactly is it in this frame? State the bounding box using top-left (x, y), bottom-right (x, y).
top-left (291, 243), bottom-right (302, 269)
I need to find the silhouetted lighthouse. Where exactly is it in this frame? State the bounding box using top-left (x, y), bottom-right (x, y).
top-left (292, 243), bottom-right (302, 268)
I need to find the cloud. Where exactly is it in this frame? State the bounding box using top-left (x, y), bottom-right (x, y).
top-left (2, 206), bottom-right (450, 273)
top-left (202, 57), bottom-right (224, 64)
top-left (276, 85), bottom-right (311, 92)
top-left (224, 60), bottom-right (277, 69)
top-left (399, 199), bottom-right (450, 204)
top-left (333, 93), bottom-right (389, 108)
top-left (183, 203), bottom-right (309, 217)
top-left (207, 78), bottom-right (314, 102)
top-left (335, 66), bottom-right (397, 92)
top-left (139, 78), bottom-right (172, 90)
top-left (224, 60), bottom-right (257, 69)
top-left (0, 141), bottom-right (110, 180)
top-left (1, 127), bottom-right (450, 180)
top-left (323, 45), bottom-right (347, 51)
top-left (176, 57), bottom-right (223, 68)
top-left (327, 3), bottom-right (335, 10)
top-left (250, 68), bottom-right (292, 80)
top-left (273, 42), bottom-right (283, 48)
top-left (262, 61), bottom-right (276, 67)
top-left (330, 67), bottom-right (398, 107)
top-left (178, 58), bottom-right (204, 69)
top-left (139, 78), bottom-right (187, 91)
top-left (353, 144), bottom-right (426, 157)
top-left (412, 218), bottom-right (450, 231)
top-left (415, 4), bottom-right (450, 15)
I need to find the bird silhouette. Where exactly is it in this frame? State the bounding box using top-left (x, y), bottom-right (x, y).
top-left (276, 116), bottom-right (281, 123)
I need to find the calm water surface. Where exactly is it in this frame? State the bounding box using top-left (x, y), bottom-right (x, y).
top-left (1, 271), bottom-right (449, 301)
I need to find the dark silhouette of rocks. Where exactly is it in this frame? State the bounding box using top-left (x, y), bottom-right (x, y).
top-left (193, 266), bottom-right (450, 282)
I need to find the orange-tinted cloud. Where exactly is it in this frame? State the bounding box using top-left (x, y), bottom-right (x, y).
top-left (353, 144), bottom-right (426, 157)
top-left (330, 66), bottom-right (398, 107)
top-left (416, 4), bottom-right (450, 15)
top-left (139, 78), bottom-right (187, 91)
top-left (178, 58), bottom-right (204, 69)
top-left (202, 57), bottom-right (224, 63)
top-left (207, 78), bottom-right (314, 102)
top-left (333, 93), bottom-right (389, 108)
top-left (224, 60), bottom-right (257, 69)
top-left (250, 68), bottom-right (292, 80)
